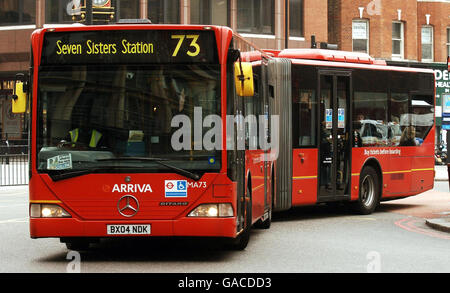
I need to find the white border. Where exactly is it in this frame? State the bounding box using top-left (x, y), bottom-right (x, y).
top-left (240, 33), bottom-right (276, 40)
top-left (0, 25), bottom-right (36, 31)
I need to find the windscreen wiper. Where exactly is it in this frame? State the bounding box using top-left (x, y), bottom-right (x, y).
top-left (47, 168), bottom-right (102, 182)
top-left (96, 157), bottom-right (201, 181)
top-left (46, 165), bottom-right (125, 182)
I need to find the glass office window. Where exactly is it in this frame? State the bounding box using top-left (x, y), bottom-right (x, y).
top-left (421, 26), bottom-right (433, 62)
top-left (148, 0), bottom-right (179, 24)
top-left (46, 0), bottom-right (75, 24)
top-left (237, 0), bottom-right (274, 35)
top-left (447, 28), bottom-right (450, 57)
top-left (352, 20), bottom-right (369, 53)
top-left (392, 22), bottom-right (404, 59)
top-left (119, 0), bottom-right (139, 19)
top-left (0, 0), bottom-right (35, 25)
top-left (289, 0), bottom-right (304, 38)
top-left (191, 0), bottom-right (228, 26)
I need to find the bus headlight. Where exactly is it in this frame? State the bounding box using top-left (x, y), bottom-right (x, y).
top-left (188, 203), bottom-right (234, 217)
top-left (30, 204), bottom-right (71, 218)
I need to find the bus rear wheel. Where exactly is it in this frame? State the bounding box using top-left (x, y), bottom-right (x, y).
top-left (353, 166), bottom-right (380, 215)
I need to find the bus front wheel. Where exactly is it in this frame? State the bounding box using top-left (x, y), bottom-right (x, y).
top-left (64, 238), bottom-right (91, 251)
top-left (227, 187), bottom-right (252, 250)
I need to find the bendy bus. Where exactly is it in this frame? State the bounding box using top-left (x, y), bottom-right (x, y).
top-left (12, 22), bottom-right (437, 251)
top-left (13, 23), bottom-right (275, 250)
top-left (266, 49), bottom-right (436, 215)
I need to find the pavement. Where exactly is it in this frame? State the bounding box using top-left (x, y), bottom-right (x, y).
top-left (426, 165), bottom-right (450, 232)
top-left (434, 164), bottom-right (449, 182)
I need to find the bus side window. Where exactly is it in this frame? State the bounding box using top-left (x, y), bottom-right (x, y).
top-left (389, 93), bottom-right (408, 146)
top-left (410, 94), bottom-right (434, 145)
top-left (292, 65), bottom-right (317, 148)
top-left (353, 69), bottom-right (389, 147)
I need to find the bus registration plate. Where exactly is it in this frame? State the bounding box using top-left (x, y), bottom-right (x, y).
top-left (107, 225), bottom-right (151, 235)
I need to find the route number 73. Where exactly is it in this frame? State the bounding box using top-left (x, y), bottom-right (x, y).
top-left (171, 35), bottom-right (200, 57)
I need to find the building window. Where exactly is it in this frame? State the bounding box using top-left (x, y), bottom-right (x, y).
top-left (352, 20), bottom-right (369, 53)
top-left (421, 26), bottom-right (433, 62)
top-left (447, 28), bottom-right (450, 57)
top-left (46, 0), bottom-right (76, 24)
top-left (119, 0), bottom-right (140, 19)
top-left (237, 0), bottom-right (274, 35)
top-left (191, 0), bottom-right (228, 26)
top-left (289, 0), bottom-right (304, 38)
top-left (148, 0), bottom-right (179, 24)
top-left (0, 0), bottom-right (35, 26)
top-left (392, 21), bottom-right (404, 59)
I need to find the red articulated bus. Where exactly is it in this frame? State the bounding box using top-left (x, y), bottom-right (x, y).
top-left (16, 23), bottom-right (275, 250)
top-left (267, 49), bottom-right (436, 214)
top-left (12, 22), bottom-right (436, 251)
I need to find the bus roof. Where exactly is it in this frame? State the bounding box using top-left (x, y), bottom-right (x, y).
top-left (265, 48), bottom-right (434, 74)
top-left (278, 49), bottom-right (380, 65)
top-left (36, 23), bottom-right (229, 34)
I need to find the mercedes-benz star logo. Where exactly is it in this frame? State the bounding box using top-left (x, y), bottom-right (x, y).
top-left (117, 195), bottom-right (139, 217)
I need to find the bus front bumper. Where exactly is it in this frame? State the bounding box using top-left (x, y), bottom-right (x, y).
top-left (29, 217), bottom-right (237, 239)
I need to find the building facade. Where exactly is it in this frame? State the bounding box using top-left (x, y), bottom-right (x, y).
top-left (328, 0), bottom-right (450, 63)
top-left (0, 0), bottom-right (331, 79)
top-left (328, 0), bottom-right (450, 144)
top-left (0, 0), bottom-right (449, 144)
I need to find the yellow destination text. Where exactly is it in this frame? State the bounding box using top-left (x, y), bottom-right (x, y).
top-left (86, 40), bottom-right (117, 55)
top-left (56, 40), bottom-right (82, 55)
top-left (121, 39), bottom-right (154, 54)
top-left (55, 39), bottom-right (154, 55)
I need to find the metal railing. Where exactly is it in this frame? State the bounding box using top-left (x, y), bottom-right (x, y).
top-left (0, 132), bottom-right (28, 186)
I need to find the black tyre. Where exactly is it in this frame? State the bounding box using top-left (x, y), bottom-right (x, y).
top-left (353, 166), bottom-right (380, 215)
top-left (227, 187), bottom-right (252, 250)
top-left (254, 179), bottom-right (273, 229)
top-left (65, 239), bottom-right (90, 251)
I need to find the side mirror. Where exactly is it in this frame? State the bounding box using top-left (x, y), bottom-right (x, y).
top-left (234, 62), bottom-right (254, 97)
top-left (11, 74), bottom-right (27, 114)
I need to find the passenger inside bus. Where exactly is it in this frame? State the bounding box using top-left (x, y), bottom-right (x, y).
top-left (390, 116), bottom-right (402, 136)
top-left (352, 121), bottom-right (363, 147)
top-left (399, 126), bottom-right (417, 146)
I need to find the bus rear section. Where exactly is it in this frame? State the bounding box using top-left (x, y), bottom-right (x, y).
top-left (270, 49), bottom-right (436, 214)
top-left (27, 25), bottom-right (272, 250)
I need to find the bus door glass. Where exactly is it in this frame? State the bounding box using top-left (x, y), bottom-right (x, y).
top-left (318, 73), bottom-right (351, 200)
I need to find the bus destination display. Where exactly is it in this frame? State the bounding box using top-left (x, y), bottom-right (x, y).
top-left (41, 30), bottom-right (218, 65)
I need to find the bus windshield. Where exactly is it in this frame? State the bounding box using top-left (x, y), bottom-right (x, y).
top-left (37, 64), bottom-right (221, 176)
